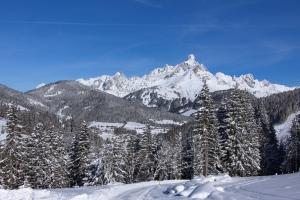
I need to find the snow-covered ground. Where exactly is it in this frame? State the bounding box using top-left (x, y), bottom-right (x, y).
top-left (150, 119), bottom-right (184, 126)
top-left (28, 98), bottom-right (47, 108)
top-left (274, 111), bottom-right (300, 141)
top-left (89, 121), bottom-right (176, 140)
top-left (1, 173), bottom-right (299, 200)
top-left (56, 105), bottom-right (72, 120)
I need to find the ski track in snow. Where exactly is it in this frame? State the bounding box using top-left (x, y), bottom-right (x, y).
top-left (0, 173), bottom-right (299, 200)
top-left (113, 185), bottom-right (156, 200)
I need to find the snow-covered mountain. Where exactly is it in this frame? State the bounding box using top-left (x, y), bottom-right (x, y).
top-left (77, 54), bottom-right (293, 107)
top-left (26, 80), bottom-right (188, 124)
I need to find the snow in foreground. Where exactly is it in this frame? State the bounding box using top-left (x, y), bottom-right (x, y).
top-left (0, 173), bottom-right (299, 200)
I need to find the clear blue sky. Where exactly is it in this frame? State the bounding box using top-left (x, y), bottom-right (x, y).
top-left (0, 0), bottom-right (299, 91)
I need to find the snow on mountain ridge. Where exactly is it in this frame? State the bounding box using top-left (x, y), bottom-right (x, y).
top-left (77, 54), bottom-right (293, 105)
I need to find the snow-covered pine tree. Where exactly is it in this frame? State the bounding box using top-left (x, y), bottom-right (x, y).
top-left (283, 114), bottom-right (300, 173)
top-left (69, 121), bottom-right (91, 187)
top-left (192, 82), bottom-right (221, 177)
top-left (155, 140), bottom-right (171, 180)
top-left (123, 133), bottom-right (139, 183)
top-left (255, 102), bottom-right (280, 175)
top-left (29, 122), bottom-right (51, 188)
top-left (172, 131), bottom-right (184, 179)
top-left (22, 123), bottom-right (36, 188)
top-left (46, 125), bottom-right (68, 188)
top-left (155, 130), bottom-right (183, 180)
top-left (0, 105), bottom-right (26, 189)
top-left (137, 125), bottom-right (157, 181)
top-left (221, 88), bottom-right (261, 176)
top-left (98, 128), bottom-right (129, 184)
top-left (100, 139), bottom-right (115, 184)
top-left (110, 130), bottom-right (127, 183)
top-left (217, 99), bottom-right (231, 149)
top-left (181, 123), bottom-right (194, 179)
top-left (218, 103), bottom-right (237, 175)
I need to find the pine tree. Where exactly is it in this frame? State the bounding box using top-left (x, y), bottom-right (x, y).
top-left (192, 82), bottom-right (221, 177)
top-left (23, 124), bottom-right (36, 188)
top-left (181, 124), bottom-right (194, 179)
top-left (46, 125), bottom-right (68, 188)
top-left (98, 129), bottom-right (130, 184)
top-left (110, 131), bottom-right (127, 183)
top-left (69, 121), bottom-right (91, 187)
top-left (155, 131), bottom-right (183, 180)
top-left (155, 140), bottom-right (171, 180)
top-left (29, 122), bottom-right (50, 188)
top-left (172, 131), bottom-right (184, 179)
top-left (123, 133), bottom-right (139, 183)
top-left (0, 105), bottom-right (26, 189)
top-left (137, 125), bottom-right (157, 181)
top-left (283, 114), bottom-right (300, 173)
top-left (221, 89), bottom-right (261, 176)
top-left (101, 140), bottom-right (115, 184)
top-left (255, 102), bottom-right (280, 175)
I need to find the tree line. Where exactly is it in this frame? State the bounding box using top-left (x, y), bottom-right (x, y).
top-left (0, 84), bottom-right (299, 189)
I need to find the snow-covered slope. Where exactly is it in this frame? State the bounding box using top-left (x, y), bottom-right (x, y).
top-left (77, 54), bottom-right (293, 107)
top-left (27, 80), bottom-right (188, 125)
top-left (89, 120), bottom-right (183, 140)
top-left (0, 118), bottom-right (7, 143)
top-left (274, 111), bottom-right (300, 141)
top-left (1, 173), bottom-right (299, 200)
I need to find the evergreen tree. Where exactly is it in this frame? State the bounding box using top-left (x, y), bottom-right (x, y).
top-left (100, 140), bottom-right (115, 184)
top-left (255, 102), bottom-right (280, 175)
top-left (155, 131), bottom-right (183, 180)
top-left (99, 129), bottom-right (130, 184)
top-left (181, 123), bottom-right (194, 179)
top-left (29, 122), bottom-right (50, 188)
top-left (69, 121), bottom-right (91, 187)
top-left (23, 124), bottom-right (36, 188)
top-left (278, 141), bottom-right (287, 174)
top-left (137, 125), bottom-right (157, 181)
top-left (123, 133), bottom-right (139, 183)
top-left (110, 131), bottom-right (127, 183)
top-left (283, 114), bottom-right (300, 173)
top-left (221, 89), bottom-right (261, 176)
top-left (172, 131), bottom-right (184, 179)
top-left (0, 105), bottom-right (26, 189)
top-left (46, 125), bottom-right (68, 188)
top-left (155, 140), bottom-right (172, 180)
top-left (192, 82), bottom-right (221, 176)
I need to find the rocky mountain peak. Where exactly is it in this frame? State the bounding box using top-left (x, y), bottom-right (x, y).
top-left (76, 54), bottom-right (293, 103)
top-left (181, 54), bottom-right (207, 71)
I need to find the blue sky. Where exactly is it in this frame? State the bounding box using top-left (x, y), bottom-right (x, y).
top-left (0, 0), bottom-right (299, 91)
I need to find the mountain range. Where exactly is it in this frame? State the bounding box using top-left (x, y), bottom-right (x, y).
top-left (76, 54), bottom-right (294, 113)
top-left (0, 54), bottom-right (299, 137)
top-left (77, 54), bottom-right (293, 102)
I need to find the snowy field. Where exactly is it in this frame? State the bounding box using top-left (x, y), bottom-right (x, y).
top-left (0, 173), bottom-right (299, 200)
top-left (89, 121), bottom-right (176, 140)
